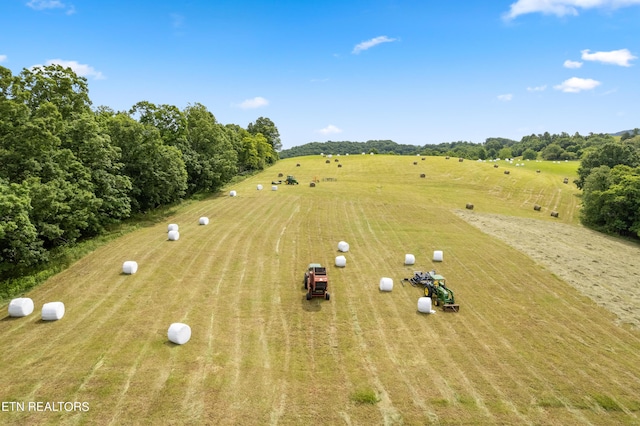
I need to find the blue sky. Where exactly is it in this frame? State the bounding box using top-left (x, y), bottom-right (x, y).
top-left (1, 0), bottom-right (639, 149)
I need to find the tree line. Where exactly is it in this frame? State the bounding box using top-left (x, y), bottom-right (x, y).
top-left (279, 132), bottom-right (628, 161)
top-left (0, 64), bottom-right (279, 277)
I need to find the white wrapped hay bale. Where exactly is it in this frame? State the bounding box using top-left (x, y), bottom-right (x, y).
top-left (168, 323), bottom-right (191, 345)
top-left (42, 302), bottom-right (65, 321)
top-left (122, 261), bottom-right (138, 275)
top-left (199, 217), bottom-right (209, 225)
top-left (272, 185), bottom-right (278, 191)
top-left (168, 223), bottom-right (179, 232)
top-left (433, 250), bottom-right (443, 262)
top-left (337, 241), bottom-right (350, 252)
top-left (257, 184), bottom-right (263, 190)
top-left (335, 255), bottom-right (346, 267)
top-left (230, 190), bottom-right (237, 197)
top-left (8, 298), bottom-right (34, 317)
top-left (417, 297), bottom-right (434, 313)
top-left (404, 254), bottom-right (415, 265)
top-left (168, 230), bottom-right (180, 241)
top-left (379, 277), bottom-right (393, 292)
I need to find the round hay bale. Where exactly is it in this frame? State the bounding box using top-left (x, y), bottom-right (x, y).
top-left (458, 158), bottom-right (464, 162)
top-left (278, 173), bottom-right (283, 177)
top-left (422, 157), bottom-right (426, 161)
top-left (493, 164), bottom-right (499, 168)
top-left (168, 223), bottom-right (178, 232)
top-left (272, 185), bottom-right (278, 191)
top-left (310, 182), bottom-right (316, 187)
top-left (168, 230), bottom-right (180, 241)
top-left (168, 323), bottom-right (191, 345)
top-left (257, 184), bottom-right (263, 190)
top-left (465, 203), bottom-right (474, 210)
top-left (413, 161), bottom-right (418, 165)
top-left (504, 170), bottom-right (510, 175)
top-left (335, 255), bottom-right (346, 267)
top-left (199, 217), bottom-right (209, 225)
top-left (563, 178), bottom-right (569, 184)
top-left (8, 298), bottom-right (34, 317)
top-left (229, 190), bottom-right (237, 197)
top-left (296, 163), bottom-right (300, 167)
top-left (122, 261), bottom-right (138, 274)
top-left (417, 297), bottom-right (433, 313)
top-left (326, 159), bottom-right (330, 164)
top-left (445, 156), bottom-right (450, 159)
top-left (534, 205), bottom-right (541, 211)
top-left (404, 254), bottom-right (415, 265)
top-left (551, 211), bottom-right (559, 218)
top-left (42, 302), bottom-right (65, 321)
top-left (338, 164), bottom-right (342, 168)
top-left (337, 241), bottom-right (350, 252)
top-left (433, 250), bottom-right (443, 262)
top-left (379, 277), bottom-right (393, 292)
top-left (420, 173), bottom-right (426, 178)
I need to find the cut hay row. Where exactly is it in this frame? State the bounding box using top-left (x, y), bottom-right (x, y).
top-left (1, 155), bottom-right (639, 425)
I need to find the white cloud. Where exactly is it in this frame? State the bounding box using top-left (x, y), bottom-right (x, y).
top-left (497, 94), bottom-right (513, 101)
top-left (563, 59), bottom-right (583, 68)
top-left (236, 96), bottom-right (269, 109)
top-left (581, 48), bottom-right (637, 66)
top-left (36, 59), bottom-right (105, 79)
top-left (527, 85), bottom-right (547, 91)
top-left (503, 0), bottom-right (640, 20)
top-left (554, 77), bottom-right (601, 93)
top-left (352, 36), bottom-right (397, 54)
top-left (0, 55), bottom-right (7, 63)
top-left (318, 124), bottom-right (342, 135)
top-left (27, 0), bottom-right (75, 15)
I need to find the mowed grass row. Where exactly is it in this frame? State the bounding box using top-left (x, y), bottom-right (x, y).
top-left (1, 155), bottom-right (640, 425)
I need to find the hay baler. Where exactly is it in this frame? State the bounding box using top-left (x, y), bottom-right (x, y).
top-left (405, 270), bottom-right (459, 312)
top-left (304, 263), bottom-right (329, 300)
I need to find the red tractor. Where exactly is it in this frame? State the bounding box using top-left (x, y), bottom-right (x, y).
top-left (304, 263), bottom-right (330, 300)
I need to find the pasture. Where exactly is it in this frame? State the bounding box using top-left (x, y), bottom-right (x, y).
top-left (2, 154), bottom-right (640, 425)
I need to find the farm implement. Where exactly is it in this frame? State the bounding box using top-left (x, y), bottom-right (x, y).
top-left (304, 263), bottom-right (330, 300)
top-left (404, 270), bottom-right (459, 312)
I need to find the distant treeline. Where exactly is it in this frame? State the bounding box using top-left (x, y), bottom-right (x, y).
top-left (280, 132), bottom-right (636, 161)
top-left (0, 64), bottom-right (279, 277)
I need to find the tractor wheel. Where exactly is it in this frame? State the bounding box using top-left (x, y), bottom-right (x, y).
top-left (306, 292), bottom-right (312, 300)
top-left (424, 286), bottom-right (433, 298)
top-left (325, 293), bottom-right (330, 300)
top-left (304, 276), bottom-right (308, 290)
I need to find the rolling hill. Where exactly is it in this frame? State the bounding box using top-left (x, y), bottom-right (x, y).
top-left (1, 155), bottom-right (640, 425)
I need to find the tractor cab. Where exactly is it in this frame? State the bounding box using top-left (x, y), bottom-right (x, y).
top-left (285, 175), bottom-right (299, 185)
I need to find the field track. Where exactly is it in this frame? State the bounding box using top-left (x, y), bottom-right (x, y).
top-left (2, 155), bottom-right (640, 425)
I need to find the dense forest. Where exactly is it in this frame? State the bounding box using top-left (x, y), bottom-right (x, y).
top-left (0, 64), bottom-right (278, 280)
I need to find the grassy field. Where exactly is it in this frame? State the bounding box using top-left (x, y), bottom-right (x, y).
top-left (2, 155), bottom-right (640, 425)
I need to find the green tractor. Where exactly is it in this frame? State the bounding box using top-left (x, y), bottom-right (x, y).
top-left (285, 175), bottom-right (299, 185)
top-left (404, 270), bottom-right (459, 312)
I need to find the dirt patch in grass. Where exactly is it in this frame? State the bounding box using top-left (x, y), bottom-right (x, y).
top-left (454, 210), bottom-right (640, 330)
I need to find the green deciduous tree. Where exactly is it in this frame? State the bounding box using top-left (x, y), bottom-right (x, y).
top-left (575, 142), bottom-right (640, 189)
top-left (247, 116), bottom-right (282, 152)
top-left (103, 114), bottom-right (187, 211)
top-left (0, 180), bottom-right (45, 268)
